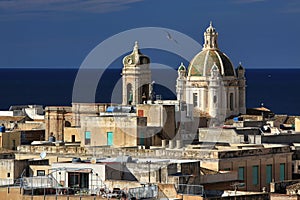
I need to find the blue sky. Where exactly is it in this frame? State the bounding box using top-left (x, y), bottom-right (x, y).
top-left (0, 0), bottom-right (299, 69)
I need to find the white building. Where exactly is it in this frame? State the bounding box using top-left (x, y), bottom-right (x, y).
top-left (176, 22), bottom-right (246, 123)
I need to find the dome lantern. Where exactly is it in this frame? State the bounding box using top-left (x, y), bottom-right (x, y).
top-left (203, 21), bottom-right (219, 50)
top-left (187, 22), bottom-right (236, 77)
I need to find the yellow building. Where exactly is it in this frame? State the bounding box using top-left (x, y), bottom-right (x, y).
top-left (81, 115), bottom-right (147, 147)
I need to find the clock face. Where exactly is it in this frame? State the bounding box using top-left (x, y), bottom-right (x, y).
top-left (127, 58), bottom-right (132, 64)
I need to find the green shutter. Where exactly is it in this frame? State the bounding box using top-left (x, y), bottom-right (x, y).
top-left (139, 132), bottom-right (145, 145)
top-left (252, 166), bottom-right (259, 185)
top-left (266, 165), bottom-right (272, 184)
top-left (107, 132), bottom-right (113, 146)
top-left (85, 131), bottom-right (91, 145)
top-left (238, 167), bottom-right (244, 181)
top-left (280, 163), bottom-right (285, 181)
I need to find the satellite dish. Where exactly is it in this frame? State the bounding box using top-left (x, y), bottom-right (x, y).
top-left (40, 151), bottom-right (47, 160)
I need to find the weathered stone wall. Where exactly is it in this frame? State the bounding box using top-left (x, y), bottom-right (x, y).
top-left (0, 131), bottom-right (20, 150)
top-left (45, 106), bottom-right (73, 141)
top-left (0, 159), bottom-right (28, 180)
top-left (64, 127), bottom-right (81, 143)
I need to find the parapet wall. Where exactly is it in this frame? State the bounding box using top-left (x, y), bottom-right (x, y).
top-left (17, 144), bottom-right (291, 160)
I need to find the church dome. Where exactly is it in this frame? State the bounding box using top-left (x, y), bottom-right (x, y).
top-left (187, 22), bottom-right (236, 77)
top-left (187, 49), bottom-right (235, 77)
top-left (122, 41), bottom-right (150, 66)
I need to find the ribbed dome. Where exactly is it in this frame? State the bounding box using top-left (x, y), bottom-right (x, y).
top-left (187, 22), bottom-right (235, 77)
top-left (187, 49), bottom-right (235, 77)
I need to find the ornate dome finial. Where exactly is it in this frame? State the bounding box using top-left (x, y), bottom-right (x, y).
top-left (134, 41), bottom-right (139, 52)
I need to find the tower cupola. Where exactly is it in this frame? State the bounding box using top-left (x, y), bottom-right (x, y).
top-left (203, 21), bottom-right (219, 50)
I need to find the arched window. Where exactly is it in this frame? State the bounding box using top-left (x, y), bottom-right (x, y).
top-left (65, 121), bottom-right (71, 127)
top-left (193, 93), bottom-right (198, 107)
top-left (213, 95), bottom-right (217, 104)
top-left (230, 93), bottom-right (234, 111)
top-left (127, 83), bottom-right (132, 105)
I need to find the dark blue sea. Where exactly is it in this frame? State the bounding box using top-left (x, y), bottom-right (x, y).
top-left (0, 68), bottom-right (299, 115)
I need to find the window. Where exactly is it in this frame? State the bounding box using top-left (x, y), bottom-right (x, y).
top-left (127, 83), bottom-right (133, 105)
top-left (266, 164), bottom-right (272, 184)
top-left (85, 131), bottom-right (91, 145)
top-left (238, 167), bottom-right (245, 180)
top-left (68, 172), bottom-right (89, 189)
top-left (37, 170), bottom-right (45, 176)
top-left (12, 140), bottom-right (16, 150)
top-left (213, 95), bottom-right (217, 104)
top-left (252, 166), bottom-right (259, 185)
top-left (280, 163), bottom-right (285, 181)
top-left (193, 93), bottom-right (198, 107)
top-left (7, 173), bottom-right (10, 178)
top-left (230, 93), bottom-right (234, 111)
top-left (71, 135), bottom-right (75, 143)
top-left (107, 132), bottom-right (113, 146)
top-left (139, 132), bottom-right (145, 145)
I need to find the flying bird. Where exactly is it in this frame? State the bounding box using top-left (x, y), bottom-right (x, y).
top-left (164, 30), bottom-right (178, 44)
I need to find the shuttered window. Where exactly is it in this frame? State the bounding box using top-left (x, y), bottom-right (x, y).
top-left (252, 166), bottom-right (259, 185)
top-left (266, 164), bottom-right (272, 184)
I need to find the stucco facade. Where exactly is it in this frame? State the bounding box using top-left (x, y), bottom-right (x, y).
top-left (80, 115), bottom-right (147, 147)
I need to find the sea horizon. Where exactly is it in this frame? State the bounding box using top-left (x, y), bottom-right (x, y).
top-left (0, 68), bottom-right (299, 116)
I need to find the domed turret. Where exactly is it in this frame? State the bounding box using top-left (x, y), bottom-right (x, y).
top-left (236, 62), bottom-right (245, 78)
top-left (122, 41), bottom-right (150, 66)
top-left (176, 62), bottom-right (187, 102)
top-left (178, 62), bottom-right (186, 72)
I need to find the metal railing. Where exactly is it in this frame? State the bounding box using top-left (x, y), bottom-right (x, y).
top-left (176, 184), bottom-right (204, 196)
top-left (128, 185), bottom-right (158, 199)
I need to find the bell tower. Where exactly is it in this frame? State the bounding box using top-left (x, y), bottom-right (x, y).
top-left (122, 41), bottom-right (151, 105)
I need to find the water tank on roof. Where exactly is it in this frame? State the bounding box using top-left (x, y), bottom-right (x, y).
top-left (233, 117), bottom-right (239, 122)
top-left (0, 126), bottom-right (5, 133)
top-left (49, 136), bottom-right (56, 142)
top-left (72, 157), bottom-right (82, 163)
top-left (106, 106), bottom-right (115, 113)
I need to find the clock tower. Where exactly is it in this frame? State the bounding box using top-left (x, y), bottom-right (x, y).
top-left (122, 41), bottom-right (151, 105)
